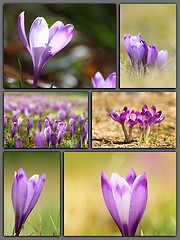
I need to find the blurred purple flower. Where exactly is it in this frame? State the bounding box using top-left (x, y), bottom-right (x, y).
top-left (78, 112), bottom-right (86, 125)
top-left (38, 119), bottom-right (42, 132)
top-left (57, 122), bottom-right (67, 144)
top-left (18, 11), bottom-right (74, 88)
top-left (92, 72), bottom-right (116, 88)
top-left (44, 126), bottom-right (52, 145)
top-left (147, 45), bottom-right (158, 67)
top-left (53, 119), bottom-right (59, 132)
top-left (17, 117), bottom-right (23, 131)
top-left (27, 118), bottom-right (33, 133)
top-left (4, 115), bottom-right (7, 129)
top-left (156, 50), bottom-right (168, 68)
top-left (34, 131), bottom-right (45, 148)
top-left (44, 118), bottom-right (50, 128)
top-left (76, 140), bottom-right (81, 148)
top-left (16, 136), bottom-right (23, 148)
top-left (50, 132), bottom-right (56, 147)
top-left (69, 118), bottom-right (76, 139)
top-left (101, 169), bottom-right (148, 236)
top-left (12, 168), bottom-right (46, 235)
top-left (82, 120), bottom-right (88, 142)
top-left (11, 122), bottom-right (17, 138)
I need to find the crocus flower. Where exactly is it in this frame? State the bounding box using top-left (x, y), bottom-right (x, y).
top-left (156, 50), bottom-right (168, 68)
top-left (69, 117), bottom-right (76, 139)
top-left (92, 72), bottom-right (116, 88)
top-left (4, 115), bottom-right (7, 128)
top-left (57, 122), bottom-right (67, 144)
top-left (110, 107), bottom-right (130, 142)
top-left (44, 118), bottom-right (50, 128)
top-left (12, 113), bottom-right (17, 123)
top-left (11, 122), bottom-right (17, 138)
top-left (38, 119), bottom-right (42, 132)
top-left (76, 140), bottom-right (81, 148)
top-left (50, 132), bottom-right (56, 147)
top-left (101, 168), bottom-right (148, 236)
top-left (82, 120), bottom-right (88, 142)
top-left (44, 126), bottom-right (52, 145)
top-left (27, 118), bottom-right (33, 133)
top-left (17, 117), bottom-right (23, 131)
top-left (18, 11), bottom-right (74, 88)
top-left (147, 45), bottom-right (158, 67)
top-left (34, 131), bottom-right (45, 148)
top-left (124, 34), bottom-right (148, 72)
top-left (12, 168), bottom-right (46, 235)
top-left (16, 136), bottom-right (23, 148)
top-left (53, 119), bottom-right (59, 132)
top-left (78, 112), bottom-right (86, 125)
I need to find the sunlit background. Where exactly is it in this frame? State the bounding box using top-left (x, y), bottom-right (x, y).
top-left (120, 4), bottom-right (176, 88)
top-left (64, 152), bottom-right (176, 236)
top-left (4, 4), bottom-right (116, 88)
top-left (4, 152), bottom-right (60, 236)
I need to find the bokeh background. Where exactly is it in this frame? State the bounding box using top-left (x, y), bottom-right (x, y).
top-left (92, 92), bottom-right (176, 148)
top-left (4, 4), bottom-right (116, 88)
top-left (4, 152), bottom-right (60, 236)
top-left (64, 152), bottom-right (176, 236)
top-left (120, 4), bottom-right (176, 88)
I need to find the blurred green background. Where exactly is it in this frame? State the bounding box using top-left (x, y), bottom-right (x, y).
top-left (4, 152), bottom-right (60, 236)
top-left (64, 152), bottom-right (176, 236)
top-left (4, 4), bottom-right (116, 88)
top-left (120, 4), bottom-right (176, 88)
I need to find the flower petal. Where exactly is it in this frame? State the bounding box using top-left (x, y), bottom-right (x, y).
top-left (29, 17), bottom-right (49, 70)
top-left (12, 168), bottom-right (28, 233)
top-left (92, 72), bottom-right (105, 88)
top-left (17, 11), bottom-right (30, 53)
top-left (111, 173), bottom-right (132, 236)
top-left (23, 173), bottom-right (46, 221)
top-left (101, 171), bottom-right (121, 232)
top-left (126, 168), bottom-right (137, 188)
top-left (105, 72), bottom-right (116, 88)
top-left (129, 173), bottom-right (148, 236)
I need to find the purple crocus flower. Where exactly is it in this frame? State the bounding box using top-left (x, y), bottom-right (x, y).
top-left (16, 136), bottom-right (23, 148)
top-left (44, 118), bottom-right (50, 128)
top-left (38, 119), bottom-right (42, 132)
top-left (147, 45), bottom-right (158, 67)
top-left (57, 122), bottom-right (67, 144)
top-left (44, 126), bottom-right (52, 145)
top-left (50, 132), bottom-right (56, 147)
top-left (12, 168), bottom-right (46, 235)
top-left (11, 122), bottom-right (17, 138)
top-left (27, 118), bottom-right (33, 133)
top-left (53, 119), bottom-right (59, 132)
top-left (124, 34), bottom-right (148, 72)
top-left (17, 117), bottom-right (23, 131)
top-left (156, 50), bottom-right (168, 68)
top-left (34, 131), bottom-right (45, 148)
top-left (78, 112), bottom-right (86, 125)
top-left (4, 115), bottom-right (7, 129)
top-left (101, 168), bottom-right (148, 236)
top-left (92, 72), bottom-right (116, 88)
top-left (82, 120), bottom-right (88, 142)
top-left (18, 11), bottom-right (74, 88)
top-left (76, 140), bottom-right (81, 148)
top-left (69, 117), bottom-right (76, 139)
top-left (12, 113), bottom-right (17, 123)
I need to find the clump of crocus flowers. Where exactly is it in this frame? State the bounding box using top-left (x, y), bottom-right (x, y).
top-left (110, 105), bottom-right (165, 144)
top-left (92, 72), bottom-right (116, 88)
top-left (101, 168), bottom-right (148, 236)
top-left (12, 168), bottom-right (46, 236)
top-left (123, 33), bottom-right (168, 75)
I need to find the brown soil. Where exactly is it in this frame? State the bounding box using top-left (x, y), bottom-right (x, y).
top-left (92, 92), bottom-right (176, 148)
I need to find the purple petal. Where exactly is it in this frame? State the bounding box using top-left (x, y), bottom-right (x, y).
top-left (129, 173), bottom-right (148, 236)
top-left (17, 12), bottom-right (30, 53)
top-left (156, 50), bottom-right (168, 68)
top-left (126, 168), bottom-right (137, 187)
top-left (101, 171), bottom-right (121, 232)
top-left (23, 173), bottom-right (46, 221)
top-left (105, 72), bottom-right (116, 88)
top-left (12, 168), bottom-right (28, 233)
top-left (92, 72), bottom-right (105, 88)
top-left (147, 45), bottom-right (158, 67)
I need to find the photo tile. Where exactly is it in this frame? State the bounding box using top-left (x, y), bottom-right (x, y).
top-left (120, 4), bottom-right (176, 88)
top-left (92, 92), bottom-right (176, 148)
top-left (4, 151), bottom-right (60, 236)
top-left (4, 3), bottom-right (116, 89)
top-left (64, 152), bottom-right (176, 236)
top-left (4, 92), bottom-right (88, 149)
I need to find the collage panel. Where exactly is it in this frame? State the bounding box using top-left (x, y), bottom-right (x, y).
top-left (64, 152), bottom-right (176, 236)
top-left (120, 3), bottom-right (176, 88)
top-left (92, 92), bottom-right (176, 148)
top-left (4, 151), bottom-right (60, 236)
top-left (4, 3), bottom-right (116, 89)
top-left (4, 92), bottom-right (88, 149)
